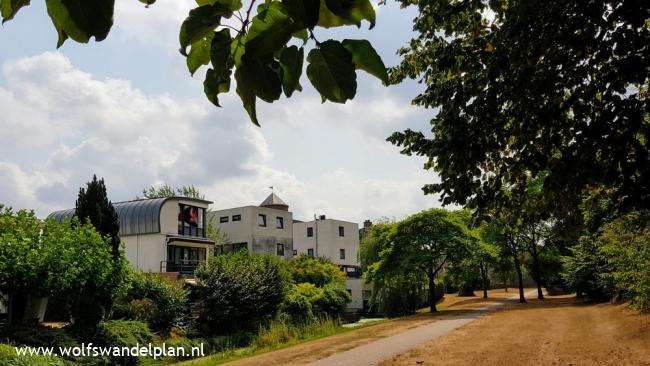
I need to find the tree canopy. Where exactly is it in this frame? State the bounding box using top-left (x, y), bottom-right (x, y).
top-left (0, 0), bottom-right (388, 126)
top-left (389, 0), bottom-right (650, 216)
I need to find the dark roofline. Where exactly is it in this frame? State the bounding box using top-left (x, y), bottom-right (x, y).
top-left (48, 196), bottom-right (212, 236)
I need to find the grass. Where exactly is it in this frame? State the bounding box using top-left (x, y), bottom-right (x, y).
top-left (170, 317), bottom-right (389, 366)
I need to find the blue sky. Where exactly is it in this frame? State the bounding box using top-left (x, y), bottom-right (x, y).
top-left (0, 1), bottom-right (446, 223)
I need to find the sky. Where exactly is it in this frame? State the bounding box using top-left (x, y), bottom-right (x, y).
top-left (0, 1), bottom-right (446, 224)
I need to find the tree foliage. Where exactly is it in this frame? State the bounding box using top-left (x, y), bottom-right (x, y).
top-left (367, 209), bottom-right (473, 312)
top-left (194, 250), bottom-right (290, 334)
top-left (0, 0), bottom-right (388, 125)
top-left (0, 208), bottom-right (115, 298)
top-left (389, 0), bottom-right (650, 216)
top-left (286, 254), bottom-right (346, 287)
top-left (141, 184), bottom-right (205, 200)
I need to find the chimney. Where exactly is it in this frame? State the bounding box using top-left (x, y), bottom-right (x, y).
top-left (363, 219), bottom-right (372, 228)
top-left (319, 215), bottom-right (326, 220)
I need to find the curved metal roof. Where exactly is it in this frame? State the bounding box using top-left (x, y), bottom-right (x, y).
top-left (47, 197), bottom-right (211, 236)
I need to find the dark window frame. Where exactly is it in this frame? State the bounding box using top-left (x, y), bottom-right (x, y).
top-left (258, 214), bottom-right (267, 227)
top-left (340, 248), bottom-right (345, 260)
top-left (307, 248), bottom-right (314, 258)
top-left (307, 227), bottom-right (314, 237)
top-left (232, 214), bottom-right (241, 221)
top-left (338, 226), bottom-right (345, 237)
top-left (219, 216), bottom-right (229, 223)
top-left (276, 216), bottom-right (284, 229)
top-left (276, 243), bottom-right (284, 256)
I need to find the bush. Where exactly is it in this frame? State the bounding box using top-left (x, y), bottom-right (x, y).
top-left (115, 272), bottom-right (189, 331)
top-left (282, 282), bottom-right (351, 322)
top-left (287, 255), bottom-right (346, 287)
top-left (0, 325), bottom-right (78, 349)
top-left (194, 251), bottom-right (290, 335)
top-left (0, 343), bottom-right (67, 366)
top-left (70, 320), bottom-right (153, 366)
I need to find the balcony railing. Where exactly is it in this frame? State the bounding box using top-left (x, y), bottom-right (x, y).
top-left (160, 260), bottom-right (204, 277)
top-left (340, 265), bottom-right (362, 278)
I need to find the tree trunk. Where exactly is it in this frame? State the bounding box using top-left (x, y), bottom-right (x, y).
top-left (531, 245), bottom-right (544, 300)
top-left (428, 272), bottom-right (437, 313)
top-left (511, 247), bottom-right (526, 303)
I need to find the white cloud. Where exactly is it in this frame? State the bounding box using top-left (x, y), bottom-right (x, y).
top-left (0, 51), bottom-right (443, 223)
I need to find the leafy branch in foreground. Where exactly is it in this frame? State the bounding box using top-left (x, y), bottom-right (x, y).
top-left (0, 0), bottom-right (389, 126)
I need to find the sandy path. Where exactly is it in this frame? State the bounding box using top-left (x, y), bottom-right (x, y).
top-left (308, 290), bottom-right (536, 366)
top-left (380, 296), bottom-right (650, 366)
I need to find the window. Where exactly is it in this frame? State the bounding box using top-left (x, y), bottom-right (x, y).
top-left (307, 248), bottom-right (314, 258)
top-left (340, 249), bottom-right (346, 260)
top-left (338, 226), bottom-right (345, 236)
top-left (219, 216), bottom-right (229, 223)
top-left (232, 214), bottom-right (241, 221)
top-left (307, 227), bottom-right (314, 237)
top-left (276, 216), bottom-right (284, 229)
top-left (178, 204), bottom-right (205, 237)
top-left (277, 243), bottom-right (284, 256)
top-left (258, 214), bottom-right (266, 227)
top-left (292, 249), bottom-right (297, 256)
top-left (346, 289), bottom-right (352, 295)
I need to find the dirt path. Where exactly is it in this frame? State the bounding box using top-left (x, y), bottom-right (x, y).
top-left (380, 296), bottom-right (650, 366)
top-left (222, 289), bottom-right (526, 366)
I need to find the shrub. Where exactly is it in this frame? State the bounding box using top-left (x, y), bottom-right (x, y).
top-left (129, 298), bottom-right (158, 324)
top-left (70, 320), bottom-right (153, 366)
top-left (0, 343), bottom-right (67, 366)
top-left (287, 255), bottom-right (346, 287)
top-left (1, 325), bottom-right (78, 349)
top-left (194, 251), bottom-right (290, 335)
top-left (282, 282), bottom-right (351, 322)
top-left (116, 272), bottom-right (189, 331)
top-left (317, 283), bottom-right (351, 318)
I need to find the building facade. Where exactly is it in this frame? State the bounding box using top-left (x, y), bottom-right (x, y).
top-left (208, 193), bottom-right (294, 259)
top-left (48, 197), bottom-right (215, 279)
top-left (293, 216), bottom-right (364, 312)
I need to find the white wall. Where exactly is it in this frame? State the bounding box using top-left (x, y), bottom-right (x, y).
top-left (209, 206), bottom-right (294, 259)
top-left (293, 219), bottom-right (360, 266)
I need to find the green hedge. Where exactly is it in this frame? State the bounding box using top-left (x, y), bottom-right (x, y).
top-left (0, 343), bottom-right (68, 366)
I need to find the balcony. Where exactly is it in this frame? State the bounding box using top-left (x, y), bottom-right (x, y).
top-left (160, 260), bottom-right (204, 278)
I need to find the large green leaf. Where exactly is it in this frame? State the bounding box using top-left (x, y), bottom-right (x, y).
top-left (244, 2), bottom-right (296, 59)
top-left (342, 39), bottom-right (387, 84)
top-left (235, 66), bottom-right (259, 126)
top-left (45, 0), bottom-right (114, 47)
top-left (0, 0), bottom-right (30, 24)
top-left (203, 29), bottom-right (233, 106)
top-left (179, 4), bottom-right (232, 55)
top-left (210, 28), bottom-right (232, 77)
top-left (279, 46), bottom-right (304, 97)
top-left (318, 0), bottom-right (375, 29)
top-left (281, 0), bottom-right (319, 29)
top-left (240, 55), bottom-right (283, 103)
top-left (187, 32), bottom-right (214, 76)
top-left (306, 40), bottom-right (356, 103)
top-left (204, 68), bottom-right (231, 107)
top-left (196, 0), bottom-right (242, 11)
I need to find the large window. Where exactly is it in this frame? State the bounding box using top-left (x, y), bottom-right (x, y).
top-left (258, 214), bottom-right (267, 227)
top-left (178, 204), bottom-right (205, 237)
top-left (307, 227), bottom-right (314, 237)
top-left (338, 226), bottom-right (345, 237)
top-left (277, 243), bottom-right (284, 256)
top-left (276, 216), bottom-right (284, 229)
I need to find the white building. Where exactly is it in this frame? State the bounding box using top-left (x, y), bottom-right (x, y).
top-left (208, 193), bottom-right (294, 259)
top-left (293, 216), bottom-right (364, 312)
top-left (49, 197), bottom-right (215, 279)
